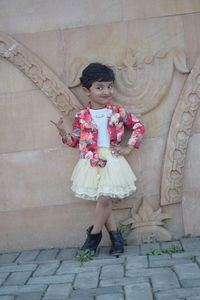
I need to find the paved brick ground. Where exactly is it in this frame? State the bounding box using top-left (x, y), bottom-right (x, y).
top-left (1, 238), bottom-right (200, 299)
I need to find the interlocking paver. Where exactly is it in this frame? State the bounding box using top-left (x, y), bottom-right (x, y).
top-left (125, 282), bottom-right (153, 300)
top-left (0, 284), bottom-right (47, 295)
top-left (140, 242), bottom-right (160, 255)
top-left (155, 287), bottom-right (200, 299)
top-left (16, 250), bottom-right (39, 263)
top-left (1, 238), bottom-right (200, 300)
top-left (96, 294), bottom-right (124, 300)
top-left (100, 264), bottom-right (124, 279)
top-left (151, 268), bottom-right (180, 291)
top-left (14, 292), bottom-right (43, 300)
top-left (57, 261), bottom-right (99, 275)
top-left (126, 255), bottom-right (148, 268)
top-left (32, 261), bottom-right (60, 277)
top-left (3, 271), bottom-right (32, 286)
top-left (181, 238), bottom-right (200, 252)
top-left (0, 264), bottom-right (37, 273)
top-left (0, 274), bottom-right (9, 285)
top-left (35, 249), bottom-right (59, 262)
top-left (83, 257), bottom-right (125, 267)
top-left (174, 263), bottom-right (200, 280)
top-left (71, 286), bottom-right (123, 298)
top-left (73, 271), bottom-right (99, 289)
top-left (56, 248), bottom-right (77, 261)
top-left (100, 276), bottom-right (148, 287)
top-left (0, 253), bottom-right (20, 265)
top-left (42, 283), bottom-right (72, 299)
top-left (27, 274), bottom-right (74, 285)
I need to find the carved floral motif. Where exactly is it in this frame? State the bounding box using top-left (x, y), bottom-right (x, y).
top-left (122, 199), bottom-right (172, 244)
top-left (69, 48), bottom-right (189, 115)
top-left (161, 56), bottom-right (200, 206)
top-left (0, 31), bottom-right (81, 118)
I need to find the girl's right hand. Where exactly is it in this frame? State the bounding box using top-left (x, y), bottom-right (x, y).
top-left (50, 117), bottom-right (67, 137)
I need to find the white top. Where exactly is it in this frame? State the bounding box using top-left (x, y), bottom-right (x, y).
top-left (89, 108), bottom-right (110, 147)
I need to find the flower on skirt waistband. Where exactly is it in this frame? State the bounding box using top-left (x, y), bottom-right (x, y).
top-left (90, 158), bottom-right (107, 168)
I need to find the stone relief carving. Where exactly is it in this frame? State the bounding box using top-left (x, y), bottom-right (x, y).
top-left (161, 56), bottom-right (200, 206)
top-left (122, 199), bottom-right (172, 244)
top-left (69, 48), bottom-right (189, 114)
top-left (0, 31), bottom-right (81, 118)
top-left (0, 31), bottom-right (192, 242)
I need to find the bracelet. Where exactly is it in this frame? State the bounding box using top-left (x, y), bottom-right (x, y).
top-left (61, 134), bottom-right (69, 144)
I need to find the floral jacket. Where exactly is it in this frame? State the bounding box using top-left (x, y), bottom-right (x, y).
top-left (63, 103), bottom-right (145, 167)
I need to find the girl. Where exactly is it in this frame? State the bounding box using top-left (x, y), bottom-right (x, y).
top-left (51, 63), bottom-right (145, 256)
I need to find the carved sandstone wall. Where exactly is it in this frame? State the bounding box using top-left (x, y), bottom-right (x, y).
top-left (0, 0), bottom-right (200, 251)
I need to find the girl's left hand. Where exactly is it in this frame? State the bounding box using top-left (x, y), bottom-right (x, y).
top-left (111, 144), bottom-right (133, 156)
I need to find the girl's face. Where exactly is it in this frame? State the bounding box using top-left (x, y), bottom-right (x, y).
top-left (83, 81), bottom-right (114, 109)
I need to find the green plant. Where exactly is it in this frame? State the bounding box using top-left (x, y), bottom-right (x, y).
top-left (188, 254), bottom-right (196, 262)
top-left (75, 250), bottom-right (95, 262)
top-left (145, 244), bottom-right (183, 256)
top-left (117, 222), bottom-right (130, 246)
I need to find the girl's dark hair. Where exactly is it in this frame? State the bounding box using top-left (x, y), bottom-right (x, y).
top-left (80, 63), bottom-right (115, 89)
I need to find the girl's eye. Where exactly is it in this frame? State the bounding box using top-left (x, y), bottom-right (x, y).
top-left (108, 85), bottom-right (113, 89)
top-left (97, 87), bottom-right (103, 90)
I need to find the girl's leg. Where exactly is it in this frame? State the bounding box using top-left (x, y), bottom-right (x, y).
top-left (105, 213), bottom-right (117, 232)
top-left (91, 196), bottom-right (112, 234)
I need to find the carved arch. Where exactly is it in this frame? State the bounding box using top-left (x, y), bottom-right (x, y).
top-left (161, 56), bottom-right (200, 206)
top-left (0, 31), bottom-right (81, 117)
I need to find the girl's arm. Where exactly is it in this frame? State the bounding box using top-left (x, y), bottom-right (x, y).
top-left (50, 113), bottom-right (80, 148)
top-left (120, 108), bottom-right (145, 148)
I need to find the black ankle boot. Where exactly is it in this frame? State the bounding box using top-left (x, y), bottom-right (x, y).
top-left (109, 230), bottom-right (124, 256)
top-left (80, 226), bottom-right (102, 253)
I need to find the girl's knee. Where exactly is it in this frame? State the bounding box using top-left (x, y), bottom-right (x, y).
top-left (98, 196), bottom-right (112, 207)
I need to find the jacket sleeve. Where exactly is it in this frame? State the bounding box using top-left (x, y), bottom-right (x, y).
top-left (63, 113), bottom-right (80, 148)
top-left (120, 107), bottom-right (145, 148)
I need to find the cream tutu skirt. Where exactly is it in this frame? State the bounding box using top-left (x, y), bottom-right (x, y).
top-left (71, 148), bottom-right (136, 201)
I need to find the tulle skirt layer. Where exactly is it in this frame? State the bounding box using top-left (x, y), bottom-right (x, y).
top-left (71, 147), bottom-right (136, 201)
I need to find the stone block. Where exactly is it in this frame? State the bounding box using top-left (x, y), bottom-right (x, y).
top-left (0, 264), bottom-right (37, 273)
top-left (151, 269), bottom-right (180, 291)
top-left (181, 238), bottom-right (200, 252)
top-left (35, 249), bottom-right (59, 262)
top-left (14, 30), bottom-right (65, 79)
top-left (0, 147), bottom-right (79, 212)
top-left (83, 257), bottom-right (125, 267)
top-left (0, 297), bottom-right (15, 300)
top-left (174, 263), bottom-right (200, 280)
top-left (0, 90), bottom-right (62, 154)
top-left (0, 0), bottom-right (122, 34)
top-left (140, 242), bottom-right (160, 255)
top-left (16, 250), bottom-right (40, 263)
top-left (71, 286), bottom-right (123, 298)
top-left (100, 264), bottom-right (124, 279)
top-left (124, 282), bottom-right (153, 300)
top-left (0, 57), bottom-right (36, 94)
top-left (126, 267), bottom-right (172, 278)
top-left (0, 273), bottom-right (9, 285)
top-left (56, 248), bottom-right (77, 261)
top-left (126, 256), bottom-right (148, 269)
top-left (33, 261), bottom-right (60, 277)
top-left (0, 285), bottom-right (47, 296)
top-left (96, 294), bottom-right (124, 300)
top-left (0, 202), bottom-right (99, 252)
top-left (183, 13), bottom-right (200, 70)
top-left (3, 271), bottom-right (32, 286)
top-left (14, 293), bottom-right (43, 300)
top-left (0, 253), bottom-right (20, 265)
top-left (43, 283), bottom-right (72, 300)
top-left (100, 276), bottom-right (147, 287)
top-left (155, 287), bottom-right (200, 299)
top-left (73, 271), bottom-right (99, 289)
top-left (27, 274), bottom-right (74, 285)
top-left (123, 0), bottom-right (200, 20)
